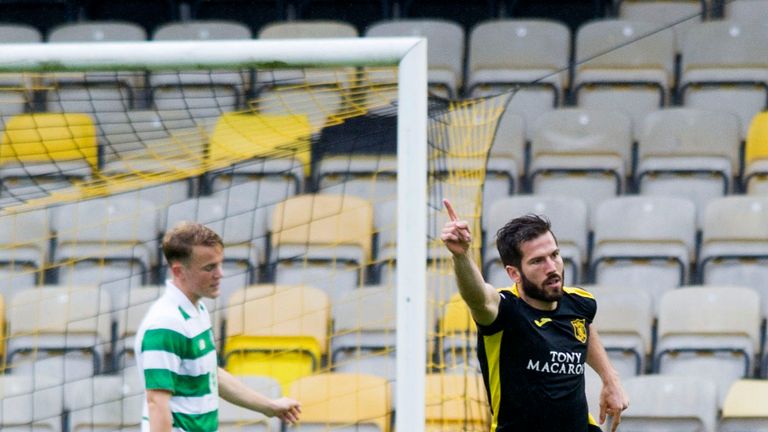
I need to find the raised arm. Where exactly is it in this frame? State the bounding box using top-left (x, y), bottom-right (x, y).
top-left (586, 326), bottom-right (629, 432)
top-left (217, 367), bottom-right (301, 425)
top-left (441, 199), bottom-right (500, 326)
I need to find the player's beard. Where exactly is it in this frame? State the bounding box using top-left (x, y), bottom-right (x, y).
top-left (519, 269), bottom-right (564, 303)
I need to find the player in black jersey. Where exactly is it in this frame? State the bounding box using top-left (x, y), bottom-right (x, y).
top-left (441, 199), bottom-right (628, 432)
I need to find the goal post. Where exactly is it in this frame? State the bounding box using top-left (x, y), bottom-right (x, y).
top-left (0, 37), bottom-right (429, 430)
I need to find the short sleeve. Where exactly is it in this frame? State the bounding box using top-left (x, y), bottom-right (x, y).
top-left (476, 290), bottom-right (515, 336)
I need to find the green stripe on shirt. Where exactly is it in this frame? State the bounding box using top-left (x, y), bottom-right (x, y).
top-left (144, 369), bottom-right (214, 397)
top-left (172, 410), bottom-right (218, 432)
top-left (141, 328), bottom-right (215, 359)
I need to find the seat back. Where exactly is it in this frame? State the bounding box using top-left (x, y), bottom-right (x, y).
top-left (720, 379), bottom-right (768, 431)
top-left (153, 20), bottom-right (252, 40)
top-left (287, 372), bottom-right (391, 432)
top-left (621, 374), bottom-right (718, 432)
top-left (575, 19), bottom-right (675, 78)
top-left (425, 373), bottom-right (489, 431)
top-left (49, 21), bottom-right (147, 41)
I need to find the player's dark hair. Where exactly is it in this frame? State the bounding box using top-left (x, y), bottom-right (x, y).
top-left (496, 214), bottom-right (557, 268)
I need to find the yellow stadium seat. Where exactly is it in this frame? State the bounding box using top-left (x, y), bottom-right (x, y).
top-left (0, 113), bottom-right (97, 168)
top-left (744, 111), bottom-right (768, 193)
top-left (270, 194), bottom-right (374, 303)
top-left (425, 372), bottom-right (490, 432)
top-left (287, 372), bottom-right (391, 432)
top-left (439, 293), bottom-right (477, 372)
top-left (223, 284), bottom-right (330, 391)
top-left (721, 379), bottom-right (768, 431)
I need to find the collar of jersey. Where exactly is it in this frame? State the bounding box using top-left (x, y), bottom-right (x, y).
top-left (164, 279), bottom-right (203, 318)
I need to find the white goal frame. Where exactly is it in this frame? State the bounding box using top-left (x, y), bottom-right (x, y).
top-left (0, 38), bottom-right (428, 430)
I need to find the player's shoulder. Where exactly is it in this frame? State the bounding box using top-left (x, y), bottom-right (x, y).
top-left (563, 286), bottom-right (595, 300)
top-left (497, 285), bottom-right (520, 300)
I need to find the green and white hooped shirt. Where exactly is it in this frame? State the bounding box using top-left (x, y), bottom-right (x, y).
top-left (135, 280), bottom-right (219, 432)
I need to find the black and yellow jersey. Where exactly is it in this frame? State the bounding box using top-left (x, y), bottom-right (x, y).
top-left (476, 285), bottom-right (599, 432)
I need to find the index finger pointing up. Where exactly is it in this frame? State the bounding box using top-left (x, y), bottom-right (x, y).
top-left (443, 198), bottom-right (459, 222)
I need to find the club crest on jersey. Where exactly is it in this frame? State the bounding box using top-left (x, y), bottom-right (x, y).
top-left (571, 319), bottom-right (587, 343)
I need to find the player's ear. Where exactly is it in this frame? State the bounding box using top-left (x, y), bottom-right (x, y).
top-left (169, 260), bottom-right (185, 279)
top-left (505, 265), bottom-right (521, 285)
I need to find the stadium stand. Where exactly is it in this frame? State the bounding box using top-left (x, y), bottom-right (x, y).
top-left (744, 110), bottom-right (768, 194)
top-left (223, 284), bottom-right (330, 391)
top-left (720, 379), bottom-right (768, 431)
top-left (573, 19), bottom-right (675, 140)
top-left (635, 108), bottom-right (741, 226)
top-left (583, 285), bottom-right (654, 377)
top-left (466, 19), bottom-right (570, 138)
top-left (286, 372), bottom-right (391, 432)
top-left (365, 19), bottom-right (464, 99)
top-left (590, 196), bottom-right (697, 299)
top-left (621, 374), bottom-right (718, 432)
top-left (653, 286), bottom-right (761, 407)
top-left (528, 108), bottom-right (632, 214)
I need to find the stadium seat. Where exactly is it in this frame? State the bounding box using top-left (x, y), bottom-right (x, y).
top-left (190, 0), bottom-right (286, 34)
top-left (466, 19), bottom-right (570, 139)
top-left (615, 0), bottom-right (706, 46)
top-left (720, 379), bottom-right (768, 431)
top-left (82, 0), bottom-right (179, 34)
top-left (583, 285), bottom-right (654, 377)
top-left (165, 194), bottom-right (270, 287)
top-left (528, 108), bottom-right (632, 214)
top-left (0, 374), bottom-right (64, 431)
top-left (270, 194), bottom-right (373, 303)
top-left (485, 110), bottom-right (526, 199)
top-left (723, 0), bottom-right (768, 21)
top-left (424, 372), bottom-right (490, 431)
top-left (64, 372), bottom-right (143, 432)
top-left (46, 22), bottom-right (147, 114)
top-left (679, 21), bottom-right (768, 139)
top-left (296, 0), bottom-right (391, 34)
top-left (286, 372), bottom-right (391, 432)
top-left (483, 195), bottom-right (588, 286)
top-left (699, 196), bottom-right (768, 309)
top-left (222, 284), bottom-right (330, 391)
top-left (365, 19), bottom-right (465, 98)
top-left (151, 21), bottom-right (251, 124)
top-left (219, 375), bottom-right (283, 431)
top-left (635, 108), bottom-right (741, 226)
top-left (573, 19), bottom-right (675, 140)
top-left (653, 286), bottom-right (761, 407)
top-left (590, 196), bottom-right (697, 300)
top-left (620, 374), bottom-right (718, 432)
top-left (438, 293), bottom-right (478, 373)
top-left (743, 111), bottom-right (768, 194)
top-left (51, 196), bottom-right (159, 312)
top-left (0, 208), bottom-right (49, 295)
top-left (331, 285), bottom-right (397, 382)
top-left (96, 110), bottom-right (201, 207)
top-left (255, 21), bottom-right (358, 131)
top-left (0, 113), bottom-right (97, 201)
top-left (112, 285), bottom-right (163, 369)
top-left (0, 24), bottom-right (41, 117)
top-left (6, 285), bottom-right (112, 382)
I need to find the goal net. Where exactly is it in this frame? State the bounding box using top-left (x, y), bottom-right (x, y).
top-left (0, 38), bottom-right (506, 431)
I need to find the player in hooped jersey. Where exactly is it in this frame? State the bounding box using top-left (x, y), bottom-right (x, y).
top-left (440, 199), bottom-right (629, 432)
